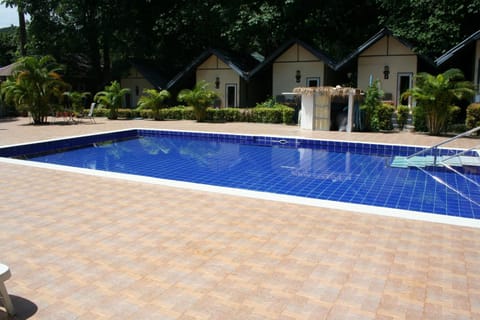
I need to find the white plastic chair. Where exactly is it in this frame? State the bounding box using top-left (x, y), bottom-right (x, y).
top-left (0, 263), bottom-right (15, 316)
top-left (86, 102), bottom-right (96, 123)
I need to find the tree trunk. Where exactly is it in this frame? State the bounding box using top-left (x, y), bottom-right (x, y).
top-left (18, 6), bottom-right (27, 56)
top-left (102, 34), bottom-right (111, 85)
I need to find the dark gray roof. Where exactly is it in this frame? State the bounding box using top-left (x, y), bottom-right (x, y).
top-left (166, 48), bottom-right (262, 90)
top-left (129, 60), bottom-right (169, 90)
top-left (435, 29), bottom-right (480, 66)
top-left (336, 28), bottom-right (433, 70)
top-left (249, 39), bottom-right (336, 77)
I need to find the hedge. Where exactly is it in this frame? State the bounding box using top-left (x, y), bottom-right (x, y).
top-left (86, 105), bottom-right (295, 124)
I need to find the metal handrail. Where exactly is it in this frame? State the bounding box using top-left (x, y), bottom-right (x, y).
top-left (407, 126), bottom-right (480, 159)
top-left (439, 143), bottom-right (480, 163)
top-left (440, 161), bottom-right (480, 189)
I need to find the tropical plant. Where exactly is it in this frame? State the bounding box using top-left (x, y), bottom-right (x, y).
top-left (466, 103), bottom-right (480, 132)
top-left (360, 79), bottom-right (384, 131)
top-left (136, 89), bottom-right (171, 120)
top-left (376, 103), bottom-right (395, 131)
top-left (177, 80), bottom-right (217, 122)
top-left (396, 105), bottom-right (410, 130)
top-left (94, 80), bottom-right (130, 120)
top-left (0, 55), bottom-right (68, 124)
top-left (402, 69), bottom-right (474, 135)
top-left (412, 104), bottom-right (428, 132)
top-left (62, 91), bottom-right (90, 115)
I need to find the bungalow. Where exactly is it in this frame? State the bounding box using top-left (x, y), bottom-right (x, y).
top-left (250, 39), bottom-right (337, 104)
top-left (435, 29), bottom-right (480, 102)
top-left (0, 62), bottom-right (16, 81)
top-left (120, 60), bottom-right (169, 107)
top-left (0, 62), bottom-right (17, 116)
top-left (336, 28), bottom-right (435, 107)
top-left (167, 48), bottom-right (267, 108)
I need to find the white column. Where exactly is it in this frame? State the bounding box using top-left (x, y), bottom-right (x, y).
top-left (300, 94), bottom-right (315, 130)
top-left (346, 90), bottom-right (354, 133)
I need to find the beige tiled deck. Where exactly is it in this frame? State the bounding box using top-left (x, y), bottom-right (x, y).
top-left (1, 117), bottom-right (480, 319)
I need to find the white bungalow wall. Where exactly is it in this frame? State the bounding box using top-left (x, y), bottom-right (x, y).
top-left (120, 67), bottom-right (155, 107)
top-left (357, 35), bottom-right (417, 106)
top-left (273, 44), bottom-right (325, 99)
top-left (196, 55), bottom-right (240, 107)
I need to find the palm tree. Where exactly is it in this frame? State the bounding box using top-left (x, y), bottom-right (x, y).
top-left (177, 80), bottom-right (217, 122)
top-left (94, 80), bottom-right (130, 119)
top-left (402, 68), bottom-right (474, 135)
top-left (0, 55), bottom-right (68, 124)
top-left (137, 88), bottom-right (171, 120)
top-left (62, 91), bottom-right (91, 115)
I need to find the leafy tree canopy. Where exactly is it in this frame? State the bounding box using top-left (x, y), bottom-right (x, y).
top-left (1, 0), bottom-right (478, 89)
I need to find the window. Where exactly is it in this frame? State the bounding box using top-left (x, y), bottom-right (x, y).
top-left (306, 77), bottom-right (320, 87)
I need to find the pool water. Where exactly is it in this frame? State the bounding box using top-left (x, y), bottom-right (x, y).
top-left (25, 134), bottom-right (480, 219)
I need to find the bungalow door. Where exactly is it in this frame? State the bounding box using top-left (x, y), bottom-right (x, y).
top-left (225, 84), bottom-right (237, 107)
top-left (397, 73), bottom-right (413, 106)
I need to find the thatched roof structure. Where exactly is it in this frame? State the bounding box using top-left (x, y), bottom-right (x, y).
top-left (293, 86), bottom-right (362, 97)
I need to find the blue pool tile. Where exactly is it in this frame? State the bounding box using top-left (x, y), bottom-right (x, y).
top-left (1, 129), bottom-right (479, 219)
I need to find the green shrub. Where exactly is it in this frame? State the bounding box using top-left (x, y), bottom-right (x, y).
top-left (139, 109), bottom-right (153, 119)
top-left (157, 106), bottom-right (195, 120)
top-left (182, 106), bottom-right (195, 120)
top-left (396, 105), bottom-right (409, 130)
top-left (280, 106), bottom-right (295, 124)
top-left (248, 105), bottom-right (294, 124)
top-left (448, 105), bottom-right (462, 124)
top-left (360, 80), bottom-right (383, 131)
top-left (206, 108), bottom-right (223, 122)
top-left (376, 103), bottom-right (395, 131)
top-left (162, 106), bottom-right (184, 120)
top-left (445, 105), bottom-right (462, 133)
top-left (93, 107), bottom-right (109, 117)
top-left (251, 107), bottom-right (283, 123)
top-left (448, 123), bottom-right (467, 133)
top-left (204, 108), bottom-right (244, 122)
top-left (117, 108), bottom-right (135, 119)
top-left (413, 105), bottom-right (428, 132)
top-left (466, 103), bottom-right (480, 132)
top-left (223, 108), bottom-right (244, 122)
top-left (255, 97), bottom-right (276, 108)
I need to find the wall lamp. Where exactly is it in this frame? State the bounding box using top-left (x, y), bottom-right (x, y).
top-left (383, 65), bottom-right (390, 79)
top-left (215, 76), bottom-right (220, 89)
top-left (295, 70), bottom-right (301, 83)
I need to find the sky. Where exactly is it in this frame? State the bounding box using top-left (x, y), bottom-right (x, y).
top-left (0, 5), bottom-right (26, 28)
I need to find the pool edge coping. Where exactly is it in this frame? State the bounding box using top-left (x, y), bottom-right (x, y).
top-left (1, 128), bottom-right (479, 230)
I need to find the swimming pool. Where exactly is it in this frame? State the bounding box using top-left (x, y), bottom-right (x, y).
top-left (1, 129), bottom-right (479, 223)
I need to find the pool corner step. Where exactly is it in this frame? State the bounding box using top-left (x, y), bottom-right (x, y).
top-left (391, 155), bottom-right (480, 168)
